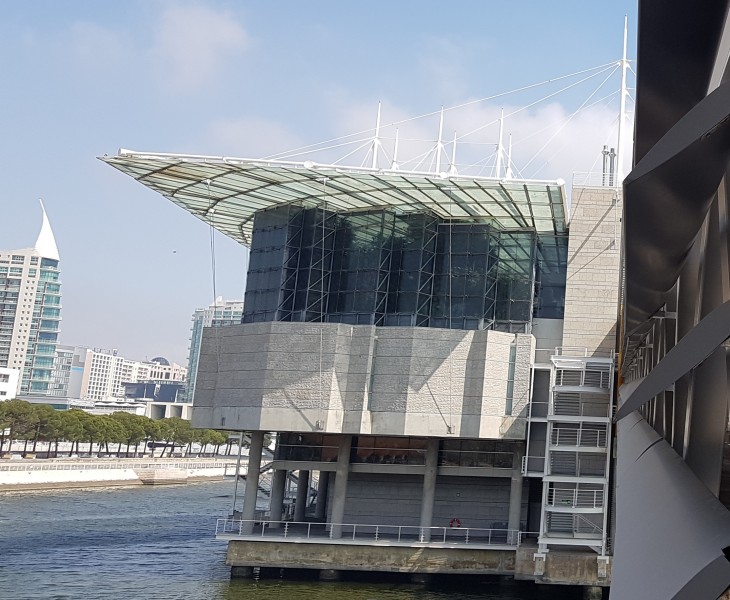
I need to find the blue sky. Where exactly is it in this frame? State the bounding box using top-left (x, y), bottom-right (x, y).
top-left (0, 1), bottom-right (637, 364)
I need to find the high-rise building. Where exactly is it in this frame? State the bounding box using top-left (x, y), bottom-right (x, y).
top-left (0, 203), bottom-right (61, 396)
top-left (186, 299), bottom-right (243, 403)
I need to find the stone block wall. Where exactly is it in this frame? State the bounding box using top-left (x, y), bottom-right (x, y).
top-left (561, 186), bottom-right (622, 356)
top-left (192, 321), bottom-right (534, 439)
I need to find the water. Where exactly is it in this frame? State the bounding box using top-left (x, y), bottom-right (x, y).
top-left (0, 482), bottom-right (582, 600)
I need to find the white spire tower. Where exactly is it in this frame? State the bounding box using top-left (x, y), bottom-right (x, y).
top-left (35, 199), bottom-right (60, 261)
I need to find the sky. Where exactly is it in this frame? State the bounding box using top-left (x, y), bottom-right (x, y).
top-left (0, 1), bottom-right (638, 366)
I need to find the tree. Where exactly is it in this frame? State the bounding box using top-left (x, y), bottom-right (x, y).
top-left (0, 400), bottom-right (37, 455)
top-left (210, 430), bottom-right (228, 456)
top-left (30, 404), bottom-right (59, 454)
top-left (56, 410), bottom-right (84, 456)
top-left (110, 412), bottom-right (146, 456)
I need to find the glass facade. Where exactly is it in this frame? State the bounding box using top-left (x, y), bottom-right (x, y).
top-left (244, 205), bottom-right (566, 332)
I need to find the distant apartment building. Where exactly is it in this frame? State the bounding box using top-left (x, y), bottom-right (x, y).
top-left (0, 203), bottom-right (62, 396)
top-left (53, 346), bottom-right (187, 402)
top-left (186, 299), bottom-right (243, 402)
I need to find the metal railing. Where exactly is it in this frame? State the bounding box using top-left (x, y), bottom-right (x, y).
top-left (521, 455), bottom-right (546, 474)
top-left (551, 428), bottom-right (607, 448)
top-left (572, 172), bottom-right (620, 188)
top-left (438, 450), bottom-right (514, 469)
top-left (215, 518), bottom-right (525, 547)
top-left (547, 487), bottom-right (604, 509)
top-left (552, 398), bottom-right (612, 418)
top-left (0, 460), bottom-right (233, 472)
top-left (555, 369), bottom-right (611, 390)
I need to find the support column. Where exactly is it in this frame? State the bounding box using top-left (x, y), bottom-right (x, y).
top-left (329, 435), bottom-right (352, 539)
top-left (268, 468), bottom-right (287, 529)
top-left (294, 469), bottom-right (310, 521)
top-left (231, 566), bottom-right (254, 579)
top-left (240, 431), bottom-right (265, 534)
top-left (315, 471), bottom-right (330, 520)
top-left (419, 438), bottom-right (440, 541)
top-left (508, 447), bottom-right (525, 543)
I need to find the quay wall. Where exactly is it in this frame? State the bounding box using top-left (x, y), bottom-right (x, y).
top-left (226, 540), bottom-right (610, 586)
top-left (0, 459), bottom-right (234, 491)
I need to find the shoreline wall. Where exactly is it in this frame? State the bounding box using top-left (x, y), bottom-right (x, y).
top-left (0, 459), bottom-right (239, 491)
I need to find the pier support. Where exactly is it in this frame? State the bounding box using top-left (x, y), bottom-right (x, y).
top-left (231, 566), bottom-right (254, 579)
top-left (294, 469), bottom-right (310, 521)
top-left (315, 471), bottom-right (330, 520)
top-left (583, 586), bottom-right (603, 600)
top-left (319, 569), bottom-right (341, 581)
top-left (419, 439), bottom-right (439, 541)
top-left (329, 435), bottom-right (352, 539)
top-left (268, 468), bottom-right (287, 528)
top-left (508, 448), bottom-right (524, 541)
top-left (240, 430), bottom-right (264, 534)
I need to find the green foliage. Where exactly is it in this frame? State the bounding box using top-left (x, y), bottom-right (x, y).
top-left (0, 400), bottom-right (246, 457)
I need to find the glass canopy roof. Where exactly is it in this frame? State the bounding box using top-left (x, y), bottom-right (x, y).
top-left (101, 150), bottom-right (568, 246)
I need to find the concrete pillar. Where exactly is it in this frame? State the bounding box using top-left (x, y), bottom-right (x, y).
top-left (419, 438), bottom-right (440, 541)
top-left (268, 469), bottom-right (287, 529)
top-left (329, 435), bottom-right (352, 539)
top-left (240, 431), bottom-right (265, 534)
top-left (583, 586), bottom-right (603, 600)
top-left (294, 469), bottom-right (310, 521)
top-left (508, 447), bottom-right (525, 542)
top-left (315, 471), bottom-right (330, 520)
top-left (231, 566), bottom-right (254, 579)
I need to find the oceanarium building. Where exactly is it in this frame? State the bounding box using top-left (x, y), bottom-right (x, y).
top-left (104, 149), bottom-right (620, 587)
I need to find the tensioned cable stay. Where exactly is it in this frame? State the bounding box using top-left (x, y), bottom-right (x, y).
top-left (263, 62), bottom-right (621, 161)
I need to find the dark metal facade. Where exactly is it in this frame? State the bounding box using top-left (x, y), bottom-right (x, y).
top-left (243, 204), bottom-right (567, 332)
top-left (614, 2), bottom-right (730, 598)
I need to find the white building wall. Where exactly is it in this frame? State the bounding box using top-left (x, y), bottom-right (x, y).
top-left (0, 367), bottom-right (20, 400)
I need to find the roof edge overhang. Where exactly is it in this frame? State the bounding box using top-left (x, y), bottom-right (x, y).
top-left (100, 149), bottom-right (569, 248)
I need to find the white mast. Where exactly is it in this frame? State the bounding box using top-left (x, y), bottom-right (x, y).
top-left (370, 102), bottom-right (382, 170)
top-left (616, 15), bottom-right (629, 183)
top-left (436, 106), bottom-right (444, 173)
top-left (505, 134), bottom-right (513, 179)
top-left (391, 128), bottom-right (400, 170)
top-left (449, 131), bottom-right (458, 175)
top-left (495, 109), bottom-right (505, 178)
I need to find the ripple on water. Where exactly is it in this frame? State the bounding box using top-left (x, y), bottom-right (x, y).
top-left (0, 482), bottom-right (582, 600)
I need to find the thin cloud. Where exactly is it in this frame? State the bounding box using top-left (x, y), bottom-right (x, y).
top-left (204, 116), bottom-right (304, 158)
top-left (151, 4), bottom-right (248, 91)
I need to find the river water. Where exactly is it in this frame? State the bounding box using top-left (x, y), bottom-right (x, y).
top-left (0, 481), bottom-right (584, 600)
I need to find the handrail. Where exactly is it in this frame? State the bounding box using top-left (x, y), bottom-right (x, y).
top-left (0, 460), bottom-right (233, 472)
top-left (215, 518), bottom-right (526, 547)
top-left (551, 428), bottom-right (608, 448)
top-left (547, 487), bottom-right (604, 509)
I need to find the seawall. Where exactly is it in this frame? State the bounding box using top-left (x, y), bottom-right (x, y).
top-left (0, 458), bottom-right (239, 491)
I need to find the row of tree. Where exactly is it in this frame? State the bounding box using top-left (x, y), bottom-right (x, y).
top-left (0, 400), bottom-right (233, 458)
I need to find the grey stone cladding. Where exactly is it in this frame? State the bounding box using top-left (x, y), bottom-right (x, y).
top-left (192, 321), bottom-right (535, 440)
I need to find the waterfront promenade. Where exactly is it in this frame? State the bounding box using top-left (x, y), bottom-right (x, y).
top-left (0, 456), bottom-right (241, 490)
